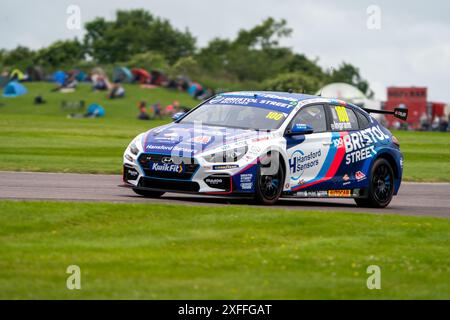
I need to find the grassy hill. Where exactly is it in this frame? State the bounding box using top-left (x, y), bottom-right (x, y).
top-left (0, 83), bottom-right (196, 173)
top-left (0, 82), bottom-right (449, 180)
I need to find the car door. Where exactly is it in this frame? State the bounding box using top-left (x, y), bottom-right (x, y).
top-left (284, 104), bottom-right (333, 191)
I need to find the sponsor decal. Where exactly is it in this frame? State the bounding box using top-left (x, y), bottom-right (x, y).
top-left (191, 135), bottom-right (211, 144)
top-left (265, 111), bottom-right (285, 120)
top-left (328, 189), bottom-right (352, 197)
top-left (295, 190), bottom-right (328, 198)
top-left (331, 122), bottom-right (352, 130)
top-left (209, 95), bottom-right (226, 104)
top-left (289, 149), bottom-right (322, 181)
top-left (146, 144), bottom-right (195, 154)
top-left (240, 173), bottom-right (254, 190)
top-left (241, 183), bottom-right (253, 190)
top-left (342, 174), bottom-right (350, 186)
top-left (331, 106), bottom-right (352, 130)
top-left (207, 94), bottom-right (297, 111)
top-left (128, 170), bottom-right (138, 177)
top-left (333, 125), bottom-right (389, 165)
top-left (355, 171), bottom-right (367, 181)
top-left (150, 163), bottom-right (183, 173)
top-left (205, 177), bottom-right (223, 185)
top-left (212, 164), bottom-right (239, 170)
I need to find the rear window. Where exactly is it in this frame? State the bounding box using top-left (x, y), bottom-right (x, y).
top-left (329, 105), bottom-right (359, 131)
top-left (355, 110), bottom-right (370, 128)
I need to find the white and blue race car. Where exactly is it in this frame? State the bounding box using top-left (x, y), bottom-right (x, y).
top-left (122, 91), bottom-right (407, 207)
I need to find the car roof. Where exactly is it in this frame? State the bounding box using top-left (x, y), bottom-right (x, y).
top-left (224, 91), bottom-right (318, 102)
top-left (216, 91), bottom-right (368, 117)
top-left (225, 91), bottom-right (365, 108)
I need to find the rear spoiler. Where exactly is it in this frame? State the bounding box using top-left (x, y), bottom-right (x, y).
top-left (362, 107), bottom-right (408, 121)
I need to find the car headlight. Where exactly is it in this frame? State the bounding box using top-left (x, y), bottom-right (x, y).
top-left (129, 142), bottom-right (139, 156)
top-left (203, 146), bottom-right (248, 163)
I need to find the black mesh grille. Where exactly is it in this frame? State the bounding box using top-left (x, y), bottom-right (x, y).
top-left (138, 153), bottom-right (199, 180)
top-left (139, 177), bottom-right (200, 192)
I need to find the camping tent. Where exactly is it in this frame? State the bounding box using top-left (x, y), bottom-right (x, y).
top-left (53, 71), bottom-right (67, 85)
top-left (113, 67), bottom-right (133, 83)
top-left (188, 82), bottom-right (203, 97)
top-left (26, 66), bottom-right (45, 81)
top-left (75, 71), bottom-right (87, 82)
top-left (2, 81), bottom-right (27, 97)
top-left (150, 70), bottom-right (167, 86)
top-left (316, 82), bottom-right (382, 119)
top-left (68, 69), bottom-right (87, 82)
top-left (9, 69), bottom-right (26, 82)
top-left (132, 68), bottom-right (151, 84)
top-left (316, 83), bottom-right (367, 104)
top-left (86, 104), bottom-right (105, 117)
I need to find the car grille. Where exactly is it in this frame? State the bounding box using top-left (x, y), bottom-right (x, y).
top-left (138, 153), bottom-right (199, 180)
top-left (139, 177), bottom-right (200, 192)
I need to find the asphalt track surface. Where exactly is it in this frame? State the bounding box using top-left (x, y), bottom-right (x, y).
top-left (1, 171), bottom-right (449, 218)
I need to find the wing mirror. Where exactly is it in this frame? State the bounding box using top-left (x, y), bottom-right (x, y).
top-left (172, 112), bottom-right (186, 121)
top-left (288, 123), bottom-right (314, 136)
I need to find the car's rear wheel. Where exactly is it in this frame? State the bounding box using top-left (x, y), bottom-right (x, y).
top-left (132, 188), bottom-right (165, 198)
top-left (355, 158), bottom-right (394, 208)
top-left (254, 155), bottom-right (284, 205)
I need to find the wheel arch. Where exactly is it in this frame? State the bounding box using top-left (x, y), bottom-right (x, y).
top-left (374, 151), bottom-right (399, 180)
top-left (372, 150), bottom-right (402, 195)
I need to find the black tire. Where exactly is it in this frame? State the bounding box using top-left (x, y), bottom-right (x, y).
top-left (132, 188), bottom-right (165, 198)
top-left (254, 155), bottom-right (285, 205)
top-left (355, 158), bottom-right (394, 208)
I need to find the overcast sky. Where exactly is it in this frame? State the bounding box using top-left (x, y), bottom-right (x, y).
top-left (1, 0), bottom-right (449, 102)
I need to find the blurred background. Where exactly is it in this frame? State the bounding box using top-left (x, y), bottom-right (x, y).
top-left (1, 0), bottom-right (449, 131)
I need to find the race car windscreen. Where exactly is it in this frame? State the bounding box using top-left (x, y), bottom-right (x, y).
top-left (179, 104), bottom-right (288, 130)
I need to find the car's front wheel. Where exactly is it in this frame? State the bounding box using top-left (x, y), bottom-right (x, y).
top-left (355, 158), bottom-right (394, 208)
top-left (254, 155), bottom-right (285, 205)
top-left (132, 188), bottom-right (165, 198)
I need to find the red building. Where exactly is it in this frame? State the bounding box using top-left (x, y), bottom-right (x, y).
top-left (384, 87), bottom-right (427, 129)
top-left (384, 87), bottom-right (446, 129)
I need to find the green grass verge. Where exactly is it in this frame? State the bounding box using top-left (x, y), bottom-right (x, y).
top-left (0, 201), bottom-right (449, 299)
top-left (1, 83), bottom-right (449, 180)
top-left (394, 130), bottom-right (450, 182)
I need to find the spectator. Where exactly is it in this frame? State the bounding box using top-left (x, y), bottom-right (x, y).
top-left (439, 116), bottom-right (448, 132)
top-left (137, 101), bottom-right (150, 120)
top-left (52, 74), bottom-right (78, 92)
top-left (109, 82), bottom-right (125, 99)
top-left (165, 100), bottom-right (180, 116)
top-left (152, 102), bottom-right (162, 119)
top-left (92, 75), bottom-right (109, 91)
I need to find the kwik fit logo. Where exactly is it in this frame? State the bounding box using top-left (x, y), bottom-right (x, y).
top-left (151, 163), bottom-right (183, 173)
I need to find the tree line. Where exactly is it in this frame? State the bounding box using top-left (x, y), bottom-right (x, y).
top-left (0, 9), bottom-right (373, 96)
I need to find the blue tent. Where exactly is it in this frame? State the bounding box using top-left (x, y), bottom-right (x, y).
top-left (113, 67), bottom-right (133, 83)
top-left (53, 71), bottom-right (67, 85)
top-left (2, 81), bottom-right (27, 97)
top-left (86, 104), bottom-right (105, 117)
top-left (75, 71), bottom-right (87, 82)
